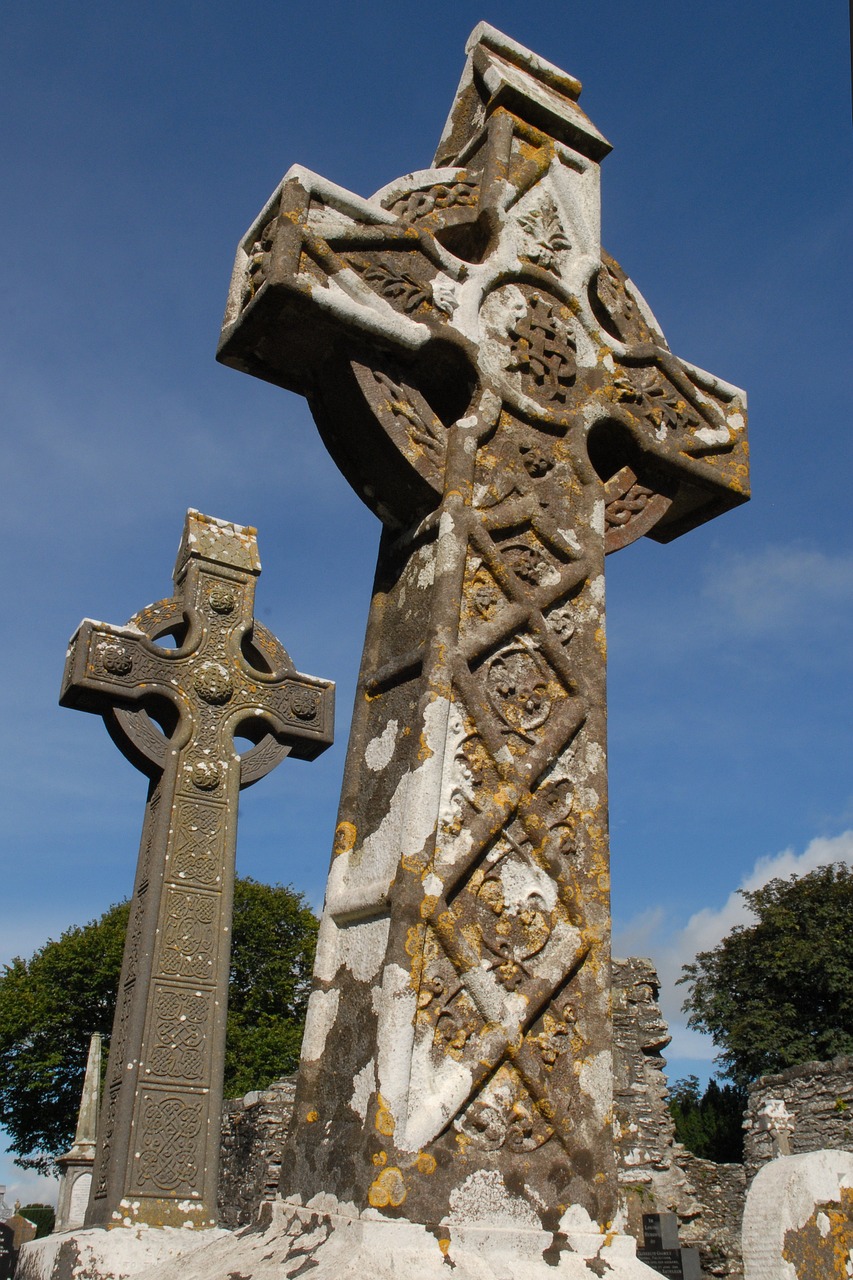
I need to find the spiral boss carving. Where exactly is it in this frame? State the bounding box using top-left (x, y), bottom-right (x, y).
top-left (218, 21), bottom-right (749, 1259)
top-left (60, 509), bottom-right (334, 1228)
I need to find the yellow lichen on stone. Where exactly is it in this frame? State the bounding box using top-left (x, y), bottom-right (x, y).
top-left (375, 1094), bottom-right (396, 1136)
top-left (416, 1152), bottom-right (437, 1174)
top-left (367, 1165), bottom-right (407, 1208)
top-left (783, 1186), bottom-right (853, 1277)
top-left (332, 821), bottom-right (357, 856)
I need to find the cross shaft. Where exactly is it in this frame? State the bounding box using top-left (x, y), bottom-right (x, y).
top-left (60, 510), bottom-right (333, 1228)
top-left (217, 21), bottom-right (748, 1253)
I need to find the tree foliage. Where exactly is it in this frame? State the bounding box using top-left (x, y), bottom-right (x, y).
top-left (0, 878), bottom-right (317, 1172)
top-left (679, 862), bottom-right (853, 1088)
top-left (668, 1075), bottom-right (746, 1163)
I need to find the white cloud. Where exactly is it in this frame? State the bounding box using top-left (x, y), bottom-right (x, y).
top-left (615, 830), bottom-right (853, 1075)
top-left (702, 545), bottom-right (853, 634)
top-left (0, 1144), bottom-right (58, 1211)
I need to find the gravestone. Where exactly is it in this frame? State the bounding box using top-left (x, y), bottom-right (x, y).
top-left (637, 1213), bottom-right (701, 1279)
top-left (214, 20), bottom-right (749, 1278)
top-left (0, 1222), bottom-right (12, 1280)
top-left (59, 510), bottom-right (334, 1231)
top-left (742, 1150), bottom-right (853, 1279)
top-left (54, 1034), bottom-right (102, 1232)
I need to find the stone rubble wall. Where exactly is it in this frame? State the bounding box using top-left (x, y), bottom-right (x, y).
top-left (743, 1055), bottom-right (853, 1183)
top-left (218, 1077), bottom-right (296, 1229)
top-left (612, 957), bottom-right (745, 1277)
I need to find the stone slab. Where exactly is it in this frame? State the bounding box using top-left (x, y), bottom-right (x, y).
top-left (14, 1226), bottom-right (229, 1280)
top-left (742, 1149), bottom-right (853, 1279)
top-left (75, 1197), bottom-right (665, 1280)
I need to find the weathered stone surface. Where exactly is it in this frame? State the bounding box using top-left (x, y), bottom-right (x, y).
top-left (217, 22), bottom-right (748, 1266)
top-left (213, 964), bottom-right (752, 1276)
top-left (744, 1057), bottom-right (853, 1183)
top-left (741, 1150), bottom-right (853, 1279)
top-left (676, 1153), bottom-right (746, 1278)
top-left (59, 510), bottom-right (333, 1231)
top-left (218, 1078), bottom-right (296, 1228)
top-left (15, 1225), bottom-right (230, 1280)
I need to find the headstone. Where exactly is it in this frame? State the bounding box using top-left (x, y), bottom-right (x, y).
top-left (0, 1222), bottom-right (12, 1280)
top-left (60, 510), bottom-right (334, 1231)
top-left (742, 1150), bottom-right (853, 1279)
top-left (215, 20), bottom-right (749, 1278)
top-left (3, 1216), bottom-right (36, 1250)
top-left (54, 1033), bottom-right (102, 1232)
top-left (0, 1188), bottom-right (10, 1222)
top-left (637, 1212), bottom-right (701, 1279)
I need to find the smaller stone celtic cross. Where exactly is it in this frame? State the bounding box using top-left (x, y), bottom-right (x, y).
top-left (60, 510), bottom-right (333, 1230)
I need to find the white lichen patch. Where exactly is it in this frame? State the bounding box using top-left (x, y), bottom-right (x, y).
top-left (416, 545), bottom-right (435, 589)
top-left (365, 720), bottom-right (399, 772)
top-left (326, 697), bottom-right (453, 919)
top-left (578, 1049), bottom-right (612, 1123)
top-left (588, 574), bottom-right (605, 604)
top-left (349, 1057), bottom-right (376, 1120)
top-left (499, 857), bottom-right (557, 915)
top-left (300, 989), bottom-right (340, 1061)
top-left (375, 963), bottom-right (418, 1134)
top-left (447, 1169), bottom-right (541, 1230)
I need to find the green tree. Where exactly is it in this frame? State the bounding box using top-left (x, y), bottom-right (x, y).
top-left (17, 1205), bottom-right (55, 1237)
top-left (668, 1075), bottom-right (746, 1162)
top-left (0, 878), bottom-right (317, 1172)
top-left (679, 862), bottom-right (853, 1089)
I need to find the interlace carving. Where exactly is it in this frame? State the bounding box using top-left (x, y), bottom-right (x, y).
top-left (136, 1094), bottom-right (203, 1193)
top-left (506, 291), bottom-right (577, 402)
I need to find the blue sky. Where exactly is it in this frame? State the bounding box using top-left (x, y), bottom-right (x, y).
top-left (1, 0), bottom-right (851, 1205)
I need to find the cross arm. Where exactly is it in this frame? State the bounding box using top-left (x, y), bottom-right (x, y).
top-left (230, 670), bottom-right (334, 762)
top-left (60, 619), bottom-right (185, 722)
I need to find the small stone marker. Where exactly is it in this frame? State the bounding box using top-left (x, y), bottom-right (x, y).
top-left (54, 1034), bottom-right (102, 1232)
top-left (216, 22), bottom-right (748, 1271)
top-left (60, 510), bottom-right (334, 1230)
top-left (637, 1213), bottom-right (701, 1279)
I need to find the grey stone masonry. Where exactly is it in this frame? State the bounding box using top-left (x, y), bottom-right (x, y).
top-left (218, 1079), bottom-right (296, 1229)
top-left (744, 1055), bottom-right (853, 1183)
top-left (612, 958), bottom-right (745, 1277)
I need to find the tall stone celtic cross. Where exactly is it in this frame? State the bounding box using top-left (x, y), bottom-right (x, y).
top-left (218, 23), bottom-right (748, 1258)
top-left (60, 510), bottom-right (333, 1230)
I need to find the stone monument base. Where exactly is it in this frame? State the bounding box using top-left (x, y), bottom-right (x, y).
top-left (41, 1196), bottom-right (661, 1280)
top-left (14, 1224), bottom-right (230, 1280)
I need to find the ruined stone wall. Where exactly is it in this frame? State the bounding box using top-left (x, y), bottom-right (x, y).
top-left (218, 1078), bottom-right (296, 1229)
top-left (744, 1056), bottom-right (853, 1182)
top-left (612, 957), bottom-right (745, 1277)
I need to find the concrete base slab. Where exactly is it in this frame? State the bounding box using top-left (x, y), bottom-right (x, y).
top-left (14, 1224), bottom-right (230, 1280)
top-left (46, 1197), bottom-right (663, 1280)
